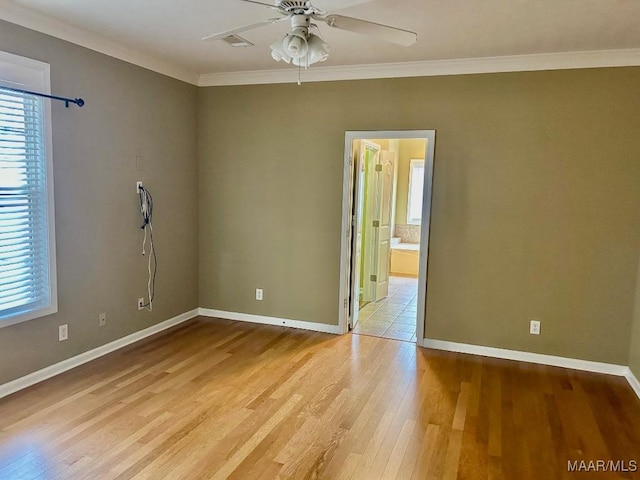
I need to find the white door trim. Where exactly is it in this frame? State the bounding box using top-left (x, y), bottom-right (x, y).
top-left (339, 130), bottom-right (436, 342)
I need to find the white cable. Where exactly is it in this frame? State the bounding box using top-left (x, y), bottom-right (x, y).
top-left (147, 224), bottom-right (154, 311)
top-left (142, 224), bottom-right (147, 256)
top-left (140, 190), bottom-right (147, 256)
top-left (139, 187), bottom-right (155, 310)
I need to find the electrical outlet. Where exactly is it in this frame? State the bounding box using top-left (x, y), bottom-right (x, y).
top-left (136, 181), bottom-right (143, 193)
top-left (138, 298), bottom-right (145, 310)
top-left (530, 320), bottom-right (541, 335)
top-left (99, 312), bottom-right (107, 327)
top-left (255, 288), bottom-right (263, 301)
top-left (58, 324), bottom-right (68, 341)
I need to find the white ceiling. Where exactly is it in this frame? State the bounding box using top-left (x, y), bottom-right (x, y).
top-left (3, 0), bottom-right (640, 84)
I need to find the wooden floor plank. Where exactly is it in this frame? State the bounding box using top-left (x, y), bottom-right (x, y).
top-left (0, 316), bottom-right (638, 479)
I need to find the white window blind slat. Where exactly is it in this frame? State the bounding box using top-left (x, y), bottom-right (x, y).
top-left (0, 233), bottom-right (33, 246)
top-left (0, 281), bottom-right (47, 298)
top-left (0, 265), bottom-right (43, 280)
top-left (1, 258), bottom-right (45, 271)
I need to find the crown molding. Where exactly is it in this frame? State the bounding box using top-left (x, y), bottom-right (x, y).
top-left (3, 1), bottom-right (640, 89)
top-left (0, 0), bottom-right (199, 85)
top-left (198, 48), bottom-right (640, 86)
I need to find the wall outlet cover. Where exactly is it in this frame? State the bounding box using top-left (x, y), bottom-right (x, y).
top-left (58, 324), bottom-right (68, 341)
top-left (530, 320), bottom-right (541, 335)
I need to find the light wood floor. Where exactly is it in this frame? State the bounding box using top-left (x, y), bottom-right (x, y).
top-left (1, 317), bottom-right (639, 479)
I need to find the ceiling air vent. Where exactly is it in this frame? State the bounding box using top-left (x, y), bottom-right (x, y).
top-left (222, 34), bottom-right (254, 47)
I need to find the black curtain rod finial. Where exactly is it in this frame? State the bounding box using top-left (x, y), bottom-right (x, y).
top-left (63, 98), bottom-right (84, 108)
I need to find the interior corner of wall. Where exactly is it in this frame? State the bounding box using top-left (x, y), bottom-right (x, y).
top-left (628, 255), bottom-right (640, 376)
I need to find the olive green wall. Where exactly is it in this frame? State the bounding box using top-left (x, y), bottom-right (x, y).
top-left (199, 68), bottom-right (640, 365)
top-left (395, 139), bottom-right (427, 224)
top-left (3, 16), bottom-right (638, 384)
top-left (630, 258), bottom-right (640, 379)
top-left (0, 21), bottom-right (199, 385)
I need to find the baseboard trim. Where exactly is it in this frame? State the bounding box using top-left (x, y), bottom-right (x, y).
top-left (422, 338), bottom-right (628, 376)
top-left (2, 314), bottom-right (634, 401)
top-left (423, 338), bottom-right (640, 400)
top-left (198, 308), bottom-right (341, 335)
top-left (625, 368), bottom-right (640, 400)
top-left (0, 308), bottom-right (199, 400)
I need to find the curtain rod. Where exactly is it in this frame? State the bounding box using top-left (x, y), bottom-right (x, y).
top-left (1, 86), bottom-right (85, 108)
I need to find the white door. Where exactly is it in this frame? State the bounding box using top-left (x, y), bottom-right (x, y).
top-left (360, 142), bottom-right (379, 305)
top-left (349, 149), bottom-right (366, 329)
top-left (373, 150), bottom-right (396, 300)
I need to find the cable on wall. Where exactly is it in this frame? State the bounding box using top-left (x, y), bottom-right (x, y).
top-left (138, 184), bottom-right (157, 311)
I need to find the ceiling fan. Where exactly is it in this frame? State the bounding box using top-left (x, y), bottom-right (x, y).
top-left (203, 0), bottom-right (417, 68)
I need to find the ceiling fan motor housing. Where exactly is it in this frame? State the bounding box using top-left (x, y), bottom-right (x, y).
top-left (277, 1), bottom-right (314, 14)
top-left (290, 14), bottom-right (310, 30)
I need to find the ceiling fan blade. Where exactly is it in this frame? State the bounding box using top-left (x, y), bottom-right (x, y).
top-left (202, 16), bottom-right (288, 41)
top-left (313, 0), bottom-right (372, 12)
top-left (237, 0), bottom-right (281, 10)
top-left (319, 14), bottom-right (417, 47)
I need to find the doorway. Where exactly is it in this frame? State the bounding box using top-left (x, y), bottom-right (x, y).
top-left (339, 131), bottom-right (436, 345)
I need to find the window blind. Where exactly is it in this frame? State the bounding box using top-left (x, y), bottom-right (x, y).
top-left (0, 87), bottom-right (51, 319)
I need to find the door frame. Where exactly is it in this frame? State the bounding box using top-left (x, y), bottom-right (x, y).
top-left (338, 130), bottom-right (436, 346)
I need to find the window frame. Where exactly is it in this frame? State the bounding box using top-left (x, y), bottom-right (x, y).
top-left (0, 50), bottom-right (57, 328)
top-left (407, 158), bottom-right (425, 225)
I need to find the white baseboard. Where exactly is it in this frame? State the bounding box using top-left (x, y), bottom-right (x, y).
top-left (422, 338), bottom-right (628, 376)
top-left (0, 308), bottom-right (199, 400)
top-left (3, 312), bottom-right (635, 402)
top-left (198, 308), bottom-right (341, 335)
top-left (423, 338), bottom-right (640, 401)
top-left (625, 368), bottom-right (640, 400)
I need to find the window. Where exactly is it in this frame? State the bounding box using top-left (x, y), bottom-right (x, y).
top-left (407, 159), bottom-right (425, 224)
top-left (0, 51), bottom-right (56, 327)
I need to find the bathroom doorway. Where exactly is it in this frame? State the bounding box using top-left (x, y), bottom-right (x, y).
top-left (338, 131), bottom-right (436, 344)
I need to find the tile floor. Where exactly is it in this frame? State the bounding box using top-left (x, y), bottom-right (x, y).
top-left (352, 275), bottom-right (418, 342)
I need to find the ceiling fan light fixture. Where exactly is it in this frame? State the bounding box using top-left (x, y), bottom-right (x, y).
top-left (291, 33), bottom-right (329, 67)
top-left (270, 38), bottom-right (292, 63)
top-left (272, 27), bottom-right (329, 68)
top-left (282, 29), bottom-right (309, 59)
top-left (306, 33), bottom-right (329, 64)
